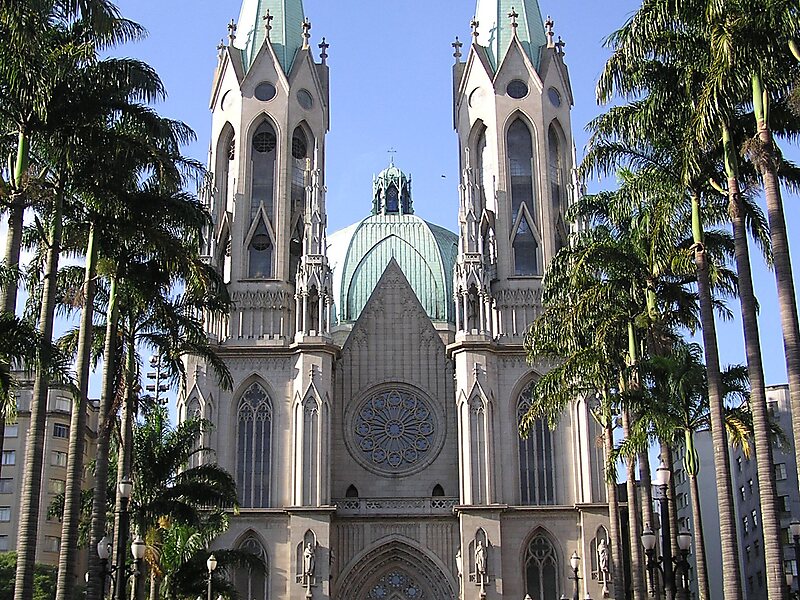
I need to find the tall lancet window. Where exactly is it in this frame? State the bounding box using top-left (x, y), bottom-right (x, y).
top-left (251, 121), bottom-right (277, 221)
top-left (237, 383), bottom-right (272, 508)
top-left (517, 382), bottom-right (555, 505)
top-left (508, 119), bottom-right (541, 275)
top-left (234, 535), bottom-right (269, 599)
top-left (469, 395), bottom-right (488, 504)
top-left (475, 131), bottom-right (487, 215)
top-left (291, 127), bottom-right (309, 211)
top-left (248, 220), bottom-right (273, 278)
top-left (214, 127), bottom-right (235, 216)
top-left (549, 123), bottom-right (568, 253)
top-left (302, 395), bottom-right (319, 505)
top-left (525, 531), bottom-right (559, 599)
top-left (186, 398), bottom-right (202, 469)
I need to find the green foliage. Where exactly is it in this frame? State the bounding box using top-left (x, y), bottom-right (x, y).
top-left (0, 552), bottom-right (58, 600)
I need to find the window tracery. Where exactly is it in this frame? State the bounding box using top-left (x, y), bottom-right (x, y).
top-left (237, 383), bottom-right (272, 507)
top-left (234, 536), bottom-right (269, 599)
top-left (517, 382), bottom-right (555, 505)
top-left (524, 532), bottom-right (559, 599)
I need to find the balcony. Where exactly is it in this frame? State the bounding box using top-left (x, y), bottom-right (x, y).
top-left (333, 497), bottom-right (457, 517)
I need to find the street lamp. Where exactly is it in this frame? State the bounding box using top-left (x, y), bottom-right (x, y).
top-left (570, 551), bottom-right (581, 600)
top-left (115, 478), bottom-right (133, 600)
top-left (131, 536), bottom-right (146, 599)
top-left (97, 535), bottom-right (112, 597)
top-left (207, 554), bottom-right (218, 600)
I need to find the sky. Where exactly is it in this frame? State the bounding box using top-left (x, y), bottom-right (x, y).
top-left (107, 0), bottom-right (800, 394)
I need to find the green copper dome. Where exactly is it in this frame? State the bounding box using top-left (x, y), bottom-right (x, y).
top-left (328, 165), bottom-right (458, 324)
top-left (372, 161), bottom-right (413, 216)
top-left (236, 0), bottom-right (305, 74)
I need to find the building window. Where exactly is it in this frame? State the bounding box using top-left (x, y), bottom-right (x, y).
top-left (250, 121), bottom-right (277, 221)
top-left (247, 219), bottom-right (274, 279)
top-left (237, 383), bottom-right (272, 508)
top-left (748, 478), bottom-right (754, 494)
top-left (507, 118), bottom-right (541, 276)
top-left (743, 515), bottom-right (749, 535)
top-left (776, 463), bottom-right (788, 480)
top-left (754, 539), bottom-right (760, 556)
top-left (0, 479), bottom-right (11, 494)
top-left (233, 536), bottom-right (269, 599)
top-left (52, 396), bottom-right (71, 413)
top-left (2, 451), bottom-right (15, 466)
top-left (53, 423), bottom-right (69, 438)
top-left (677, 493), bottom-right (689, 510)
top-left (4, 425), bottom-right (17, 438)
top-left (51, 451), bottom-right (68, 467)
top-left (757, 571), bottom-right (764, 588)
top-left (752, 509), bottom-right (758, 529)
top-left (740, 486), bottom-right (746, 501)
top-left (524, 531), bottom-right (558, 599)
top-left (745, 545), bottom-right (751, 562)
top-left (44, 536), bottom-right (60, 553)
top-left (0, 507), bottom-right (10, 522)
top-left (781, 495), bottom-right (791, 512)
top-left (517, 382), bottom-right (555, 505)
top-left (48, 479), bottom-right (65, 495)
top-left (0, 536), bottom-right (8, 551)
top-left (736, 456), bottom-right (743, 471)
top-left (786, 559), bottom-right (798, 577)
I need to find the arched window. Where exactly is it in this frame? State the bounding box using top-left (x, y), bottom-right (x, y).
top-left (234, 535), bottom-right (269, 599)
top-left (214, 128), bottom-right (235, 216)
top-left (186, 398), bottom-right (202, 469)
top-left (469, 395), bottom-right (488, 504)
top-left (507, 119), bottom-right (535, 222)
top-left (524, 532), bottom-right (559, 599)
top-left (432, 484), bottom-right (445, 497)
top-left (512, 218), bottom-right (539, 276)
top-left (548, 124), bottom-right (565, 213)
top-left (251, 121), bottom-right (277, 221)
top-left (517, 382), bottom-right (555, 505)
top-left (248, 219), bottom-right (273, 278)
top-left (345, 484), bottom-right (359, 498)
top-left (474, 131), bottom-right (487, 215)
top-left (291, 127), bottom-right (309, 210)
top-left (237, 383), bottom-right (272, 507)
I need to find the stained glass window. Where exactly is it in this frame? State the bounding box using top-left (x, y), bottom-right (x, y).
top-left (518, 383), bottom-right (555, 505)
top-left (237, 383), bottom-right (272, 507)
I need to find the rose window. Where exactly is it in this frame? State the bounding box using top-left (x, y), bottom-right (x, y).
top-left (368, 570), bottom-right (424, 599)
top-left (353, 389), bottom-right (436, 474)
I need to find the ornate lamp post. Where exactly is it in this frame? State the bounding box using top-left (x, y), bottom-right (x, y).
top-left (97, 535), bottom-right (112, 598)
top-left (207, 554), bottom-right (218, 600)
top-left (115, 478), bottom-right (133, 600)
top-left (570, 551), bottom-right (581, 600)
top-left (131, 536), bottom-right (146, 599)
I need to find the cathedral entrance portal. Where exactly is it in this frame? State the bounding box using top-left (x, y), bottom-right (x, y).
top-left (335, 537), bottom-right (456, 600)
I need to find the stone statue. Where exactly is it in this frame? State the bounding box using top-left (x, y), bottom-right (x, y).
top-left (475, 540), bottom-right (486, 577)
top-left (303, 542), bottom-right (315, 577)
top-left (598, 538), bottom-right (609, 580)
top-left (455, 547), bottom-right (463, 579)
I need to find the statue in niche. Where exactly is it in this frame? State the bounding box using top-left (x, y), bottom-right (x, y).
top-left (303, 542), bottom-right (316, 578)
top-left (597, 538), bottom-right (609, 577)
top-left (475, 540), bottom-right (486, 579)
top-left (455, 547), bottom-right (463, 579)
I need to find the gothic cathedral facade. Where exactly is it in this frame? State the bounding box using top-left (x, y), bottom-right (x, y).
top-left (182, 1), bottom-right (611, 598)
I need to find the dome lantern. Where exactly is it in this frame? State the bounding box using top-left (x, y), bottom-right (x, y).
top-left (372, 160), bottom-right (413, 216)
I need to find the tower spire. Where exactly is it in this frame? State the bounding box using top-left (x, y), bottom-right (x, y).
top-left (473, 0), bottom-right (547, 70)
top-left (236, 0), bottom-right (306, 73)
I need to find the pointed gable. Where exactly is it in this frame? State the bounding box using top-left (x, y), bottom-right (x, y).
top-left (475, 0), bottom-right (547, 72)
top-left (236, 0), bottom-right (306, 74)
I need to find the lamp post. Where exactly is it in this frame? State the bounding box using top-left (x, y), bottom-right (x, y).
top-left (570, 551), bottom-right (581, 600)
top-left (131, 536), bottom-right (146, 599)
top-left (115, 478), bottom-right (133, 600)
top-left (207, 554), bottom-right (218, 600)
top-left (97, 535), bottom-right (112, 598)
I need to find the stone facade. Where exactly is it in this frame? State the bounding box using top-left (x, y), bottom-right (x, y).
top-left (181, 1), bottom-right (612, 598)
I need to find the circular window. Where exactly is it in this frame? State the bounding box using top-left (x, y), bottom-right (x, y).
top-left (251, 233), bottom-right (271, 251)
top-left (468, 87), bottom-right (484, 108)
top-left (297, 89), bottom-right (314, 110)
top-left (254, 82), bottom-right (277, 102)
top-left (292, 136), bottom-right (307, 159)
top-left (220, 90), bottom-right (233, 111)
top-left (252, 131), bottom-right (276, 153)
top-left (548, 87), bottom-right (562, 107)
top-left (507, 79), bottom-right (529, 99)
top-left (347, 387), bottom-right (442, 476)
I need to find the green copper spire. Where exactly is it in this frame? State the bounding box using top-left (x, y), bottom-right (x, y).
top-left (474, 0), bottom-right (547, 71)
top-left (236, 0), bottom-right (306, 74)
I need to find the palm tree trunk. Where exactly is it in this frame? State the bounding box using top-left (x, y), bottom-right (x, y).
top-left (113, 327), bottom-right (136, 573)
top-left (691, 188), bottom-right (743, 600)
top-left (752, 75), bottom-right (800, 519)
top-left (604, 412), bottom-right (625, 600)
top-left (1, 130), bottom-right (30, 313)
top-left (13, 176), bottom-right (64, 600)
top-left (685, 430), bottom-right (711, 600)
top-left (622, 409), bottom-right (646, 600)
top-left (638, 448), bottom-right (655, 596)
top-left (56, 223), bottom-right (98, 600)
top-left (660, 443), bottom-right (680, 558)
top-left (725, 153), bottom-right (786, 600)
top-left (86, 273), bottom-right (120, 600)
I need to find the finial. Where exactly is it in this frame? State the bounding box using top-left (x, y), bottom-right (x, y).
top-left (302, 17), bottom-right (312, 49)
top-left (263, 9), bottom-right (273, 38)
top-left (470, 17), bottom-right (479, 39)
top-left (508, 7), bottom-right (519, 30)
top-left (452, 36), bottom-right (463, 62)
top-left (556, 36), bottom-right (565, 55)
top-left (319, 37), bottom-right (329, 65)
top-left (217, 39), bottom-right (225, 59)
top-left (227, 19), bottom-right (237, 45)
top-left (545, 16), bottom-right (555, 47)
top-left (388, 148), bottom-right (397, 166)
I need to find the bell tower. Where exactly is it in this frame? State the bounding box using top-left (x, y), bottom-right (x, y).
top-left (206, 0), bottom-right (330, 345)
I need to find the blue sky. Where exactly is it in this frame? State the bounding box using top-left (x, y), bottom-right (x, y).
top-left (111, 0), bottom-right (800, 390)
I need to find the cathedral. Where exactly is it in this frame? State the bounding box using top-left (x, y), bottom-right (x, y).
top-left (181, 0), bottom-right (612, 598)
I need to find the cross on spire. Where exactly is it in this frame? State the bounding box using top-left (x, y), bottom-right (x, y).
top-left (470, 17), bottom-right (479, 39)
top-left (302, 17), bottom-right (312, 49)
top-left (319, 37), bottom-right (329, 65)
top-left (508, 7), bottom-right (519, 29)
top-left (388, 148), bottom-right (397, 166)
top-left (263, 9), bottom-right (273, 38)
top-left (217, 39), bottom-right (225, 59)
top-left (452, 36), bottom-right (463, 62)
top-left (545, 16), bottom-right (555, 47)
top-left (556, 36), bottom-right (565, 55)
top-left (227, 19), bottom-right (237, 45)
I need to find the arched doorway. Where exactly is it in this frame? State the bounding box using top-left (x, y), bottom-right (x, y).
top-left (335, 537), bottom-right (456, 600)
